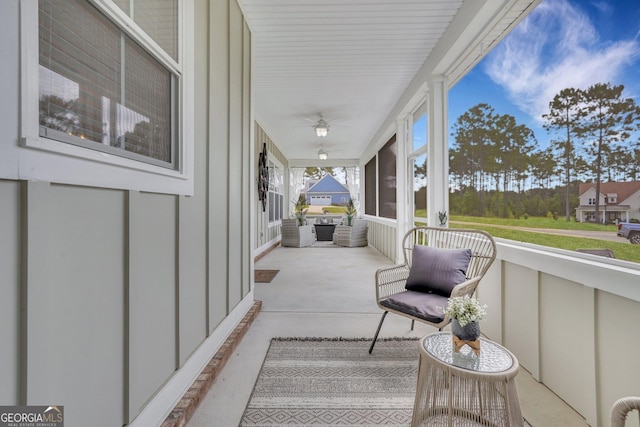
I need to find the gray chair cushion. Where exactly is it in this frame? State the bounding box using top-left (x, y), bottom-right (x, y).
top-left (405, 245), bottom-right (471, 296)
top-left (380, 291), bottom-right (448, 323)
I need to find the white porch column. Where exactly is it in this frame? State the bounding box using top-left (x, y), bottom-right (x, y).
top-left (395, 116), bottom-right (410, 263)
top-left (427, 76), bottom-right (449, 227)
top-left (289, 167), bottom-right (305, 216)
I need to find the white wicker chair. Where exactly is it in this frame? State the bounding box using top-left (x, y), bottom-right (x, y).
top-left (369, 226), bottom-right (497, 353)
top-left (281, 218), bottom-right (314, 248)
top-left (333, 219), bottom-right (368, 247)
top-left (611, 397), bottom-right (640, 427)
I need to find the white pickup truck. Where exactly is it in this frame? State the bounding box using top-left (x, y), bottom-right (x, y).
top-left (617, 222), bottom-right (640, 244)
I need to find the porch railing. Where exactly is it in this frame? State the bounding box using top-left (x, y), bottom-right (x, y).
top-left (366, 219), bottom-right (640, 427)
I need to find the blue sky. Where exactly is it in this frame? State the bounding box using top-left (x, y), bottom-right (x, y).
top-left (449, 0), bottom-right (640, 150)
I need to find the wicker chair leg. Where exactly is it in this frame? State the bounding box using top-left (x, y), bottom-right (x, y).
top-left (369, 311), bottom-right (389, 354)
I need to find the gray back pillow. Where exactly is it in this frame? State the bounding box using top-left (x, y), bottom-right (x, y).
top-left (405, 245), bottom-right (472, 296)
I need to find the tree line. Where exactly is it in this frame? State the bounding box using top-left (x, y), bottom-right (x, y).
top-left (448, 82), bottom-right (640, 221)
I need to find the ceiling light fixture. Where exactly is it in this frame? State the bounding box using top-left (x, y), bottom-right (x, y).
top-left (318, 149), bottom-right (328, 160)
top-left (314, 118), bottom-right (329, 137)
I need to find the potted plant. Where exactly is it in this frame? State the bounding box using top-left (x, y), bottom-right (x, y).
top-left (293, 194), bottom-right (309, 226)
top-left (442, 296), bottom-right (487, 353)
top-left (344, 199), bottom-right (357, 226)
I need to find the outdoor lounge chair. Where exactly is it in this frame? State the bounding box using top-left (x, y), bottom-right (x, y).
top-left (281, 218), bottom-right (314, 248)
top-left (369, 226), bottom-right (497, 353)
top-left (333, 219), bottom-right (368, 247)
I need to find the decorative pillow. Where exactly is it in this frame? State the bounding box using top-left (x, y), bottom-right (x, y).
top-left (405, 245), bottom-right (472, 296)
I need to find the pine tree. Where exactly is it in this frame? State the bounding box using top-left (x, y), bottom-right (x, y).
top-left (579, 83), bottom-right (640, 223)
top-left (543, 88), bottom-right (583, 221)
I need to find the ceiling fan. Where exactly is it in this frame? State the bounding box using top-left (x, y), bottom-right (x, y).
top-left (313, 114), bottom-right (329, 137)
top-left (315, 142), bottom-right (343, 160)
top-left (298, 113), bottom-right (347, 137)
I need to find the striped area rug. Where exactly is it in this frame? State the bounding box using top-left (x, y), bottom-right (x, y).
top-left (240, 337), bottom-right (420, 426)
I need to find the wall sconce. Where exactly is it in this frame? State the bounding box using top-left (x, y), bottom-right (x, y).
top-left (318, 149), bottom-right (328, 160)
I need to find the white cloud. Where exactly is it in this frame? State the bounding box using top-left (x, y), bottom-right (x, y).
top-left (484, 0), bottom-right (640, 124)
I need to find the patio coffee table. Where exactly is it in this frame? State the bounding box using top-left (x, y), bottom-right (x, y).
top-left (314, 223), bottom-right (336, 241)
top-left (411, 332), bottom-right (523, 427)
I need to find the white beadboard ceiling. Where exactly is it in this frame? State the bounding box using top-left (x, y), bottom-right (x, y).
top-left (238, 0), bottom-right (540, 163)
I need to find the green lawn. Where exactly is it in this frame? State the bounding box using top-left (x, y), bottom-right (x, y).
top-left (323, 206), bottom-right (349, 214)
top-left (329, 208), bottom-right (635, 261)
top-left (411, 212), bottom-right (638, 263)
top-left (449, 214), bottom-right (618, 232)
top-left (449, 223), bottom-right (640, 262)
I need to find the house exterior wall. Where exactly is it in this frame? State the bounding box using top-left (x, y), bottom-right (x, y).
top-left (306, 175), bottom-right (351, 205)
top-left (308, 193), bottom-right (350, 205)
top-left (255, 123), bottom-right (287, 254)
top-left (622, 189), bottom-right (640, 220)
top-left (578, 187), bottom-right (601, 206)
top-left (0, 1), bottom-right (253, 426)
top-left (576, 185), bottom-right (640, 223)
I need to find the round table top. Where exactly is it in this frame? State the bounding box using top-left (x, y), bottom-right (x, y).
top-left (422, 332), bottom-right (514, 373)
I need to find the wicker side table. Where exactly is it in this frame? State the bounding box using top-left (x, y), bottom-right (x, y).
top-left (411, 332), bottom-right (523, 427)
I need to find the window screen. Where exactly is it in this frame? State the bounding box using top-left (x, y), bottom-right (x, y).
top-left (112, 0), bottom-right (179, 61)
top-left (365, 157), bottom-right (377, 216)
top-left (268, 160), bottom-right (284, 224)
top-left (378, 135), bottom-right (397, 219)
top-left (413, 154), bottom-right (427, 220)
top-left (269, 192), bottom-right (284, 223)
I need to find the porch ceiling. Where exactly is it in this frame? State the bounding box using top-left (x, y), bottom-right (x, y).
top-left (238, 0), bottom-right (541, 163)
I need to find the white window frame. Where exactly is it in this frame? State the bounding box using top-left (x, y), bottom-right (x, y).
top-left (267, 156), bottom-right (284, 226)
top-left (18, 0), bottom-right (194, 195)
top-left (409, 104), bottom-right (427, 225)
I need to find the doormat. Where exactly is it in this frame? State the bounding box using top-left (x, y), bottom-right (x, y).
top-left (254, 269), bottom-right (279, 283)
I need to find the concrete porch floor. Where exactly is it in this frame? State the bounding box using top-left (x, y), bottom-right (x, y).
top-left (188, 244), bottom-right (589, 427)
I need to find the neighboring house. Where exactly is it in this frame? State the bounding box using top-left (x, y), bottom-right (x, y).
top-left (305, 175), bottom-right (351, 206)
top-left (576, 181), bottom-right (640, 223)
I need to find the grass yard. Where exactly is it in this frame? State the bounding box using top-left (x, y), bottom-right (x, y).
top-left (411, 212), bottom-right (638, 263)
top-left (449, 214), bottom-right (618, 232)
top-left (322, 206), bottom-right (351, 214)
top-left (449, 223), bottom-right (639, 263)
top-left (325, 208), bottom-right (635, 261)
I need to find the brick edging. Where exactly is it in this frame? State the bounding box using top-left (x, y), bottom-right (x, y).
top-left (254, 241), bottom-right (280, 263)
top-left (160, 300), bottom-right (263, 427)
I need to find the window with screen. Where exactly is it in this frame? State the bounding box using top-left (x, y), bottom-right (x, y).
top-left (268, 159), bottom-right (284, 225)
top-left (378, 135), bottom-right (397, 219)
top-left (365, 157), bottom-right (377, 216)
top-left (411, 109), bottom-right (427, 222)
top-left (112, 0), bottom-right (179, 61)
top-left (413, 154), bottom-right (427, 222)
top-left (38, 0), bottom-right (178, 169)
top-left (412, 106), bottom-right (427, 152)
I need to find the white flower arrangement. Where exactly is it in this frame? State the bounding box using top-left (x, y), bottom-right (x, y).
top-left (442, 296), bottom-right (487, 327)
